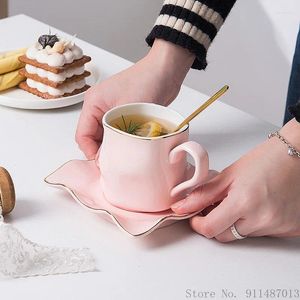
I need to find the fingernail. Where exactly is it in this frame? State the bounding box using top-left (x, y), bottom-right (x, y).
top-left (171, 199), bottom-right (185, 210)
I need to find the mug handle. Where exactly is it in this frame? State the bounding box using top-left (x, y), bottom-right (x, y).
top-left (169, 141), bottom-right (209, 197)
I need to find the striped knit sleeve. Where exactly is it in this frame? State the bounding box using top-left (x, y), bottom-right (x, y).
top-left (146, 0), bottom-right (236, 70)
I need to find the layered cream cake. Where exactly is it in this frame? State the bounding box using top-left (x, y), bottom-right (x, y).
top-left (19, 34), bottom-right (91, 99)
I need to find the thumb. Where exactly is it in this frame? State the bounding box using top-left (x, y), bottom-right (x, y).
top-left (75, 91), bottom-right (106, 159)
top-left (171, 173), bottom-right (230, 214)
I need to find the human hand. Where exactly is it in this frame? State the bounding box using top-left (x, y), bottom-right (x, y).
top-left (76, 39), bottom-right (195, 159)
top-left (172, 119), bottom-right (300, 242)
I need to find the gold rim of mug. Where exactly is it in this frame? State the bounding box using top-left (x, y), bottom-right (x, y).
top-left (102, 102), bottom-right (189, 140)
top-left (103, 123), bottom-right (189, 140)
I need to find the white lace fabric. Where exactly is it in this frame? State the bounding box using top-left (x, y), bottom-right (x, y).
top-left (0, 205), bottom-right (97, 278)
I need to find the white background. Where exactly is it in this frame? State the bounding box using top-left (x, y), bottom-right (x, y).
top-left (8, 0), bottom-right (300, 125)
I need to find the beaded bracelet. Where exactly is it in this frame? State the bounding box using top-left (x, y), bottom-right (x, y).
top-left (268, 131), bottom-right (300, 158)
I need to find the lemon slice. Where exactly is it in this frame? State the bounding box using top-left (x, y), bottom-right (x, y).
top-left (136, 121), bottom-right (162, 137)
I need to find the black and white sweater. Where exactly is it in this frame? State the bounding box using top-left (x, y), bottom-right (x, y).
top-left (146, 0), bottom-right (300, 123)
top-left (146, 0), bottom-right (236, 70)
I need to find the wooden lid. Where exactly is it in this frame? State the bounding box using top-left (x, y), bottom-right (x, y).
top-left (0, 167), bottom-right (15, 215)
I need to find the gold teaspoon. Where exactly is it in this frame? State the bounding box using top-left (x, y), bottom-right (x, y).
top-left (174, 85), bottom-right (229, 132)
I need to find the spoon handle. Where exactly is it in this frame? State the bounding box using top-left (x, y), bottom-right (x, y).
top-left (174, 85), bottom-right (229, 132)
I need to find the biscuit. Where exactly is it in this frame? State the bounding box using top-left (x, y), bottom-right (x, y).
top-left (18, 55), bottom-right (91, 74)
top-left (19, 81), bottom-right (90, 99)
top-left (19, 68), bottom-right (91, 88)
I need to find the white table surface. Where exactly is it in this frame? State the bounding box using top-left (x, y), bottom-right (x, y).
top-left (0, 15), bottom-right (299, 300)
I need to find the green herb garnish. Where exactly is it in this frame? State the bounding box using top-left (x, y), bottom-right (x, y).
top-left (115, 115), bottom-right (141, 135)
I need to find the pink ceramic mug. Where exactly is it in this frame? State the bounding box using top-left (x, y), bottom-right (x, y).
top-left (98, 103), bottom-right (209, 212)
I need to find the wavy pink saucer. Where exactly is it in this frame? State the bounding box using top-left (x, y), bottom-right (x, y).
top-left (45, 160), bottom-right (216, 237)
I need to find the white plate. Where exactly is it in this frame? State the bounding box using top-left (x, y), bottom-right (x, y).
top-left (0, 63), bottom-right (100, 110)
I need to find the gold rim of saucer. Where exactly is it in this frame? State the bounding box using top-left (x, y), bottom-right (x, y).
top-left (0, 167), bottom-right (16, 215)
top-left (44, 159), bottom-right (198, 237)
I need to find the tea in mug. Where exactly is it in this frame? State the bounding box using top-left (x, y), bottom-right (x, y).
top-left (110, 114), bottom-right (176, 137)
